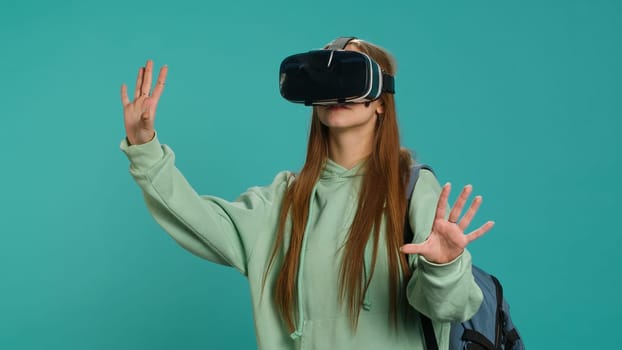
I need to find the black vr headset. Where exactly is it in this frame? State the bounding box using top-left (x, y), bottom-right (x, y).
top-left (279, 37), bottom-right (395, 106)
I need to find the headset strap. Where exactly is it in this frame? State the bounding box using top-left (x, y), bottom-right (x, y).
top-left (383, 74), bottom-right (395, 94)
top-left (326, 36), bottom-right (357, 50)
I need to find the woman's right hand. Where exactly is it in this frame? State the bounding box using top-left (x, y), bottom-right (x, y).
top-left (120, 60), bottom-right (168, 145)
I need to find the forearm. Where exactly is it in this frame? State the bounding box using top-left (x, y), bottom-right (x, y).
top-left (120, 134), bottom-right (252, 273)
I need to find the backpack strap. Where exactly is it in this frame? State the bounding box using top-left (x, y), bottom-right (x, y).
top-left (461, 329), bottom-right (496, 350)
top-left (492, 274), bottom-right (522, 349)
top-left (421, 314), bottom-right (439, 350)
top-left (505, 328), bottom-right (521, 349)
top-left (492, 275), bottom-right (505, 348)
top-left (404, 164), bottom-right (434, 245)
top-left (404, 164), bottom-right (439, 350)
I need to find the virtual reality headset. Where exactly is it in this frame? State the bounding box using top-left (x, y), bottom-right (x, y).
top-left (279, 37), bottom-right (395, 106)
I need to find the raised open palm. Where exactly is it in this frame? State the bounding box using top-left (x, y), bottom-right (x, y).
top-left (401, 183), bottom-right (494, 264)
top-left (120, 60), bottom-right (168, 145)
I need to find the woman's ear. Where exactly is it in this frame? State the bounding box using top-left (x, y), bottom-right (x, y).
top-left (375, 101), bottom-right (384, 115)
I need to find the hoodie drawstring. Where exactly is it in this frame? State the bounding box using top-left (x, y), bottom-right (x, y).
top-left (290, 184), bottom-right (318, 340)
top-left (362, 237), bottom-right (373, 311)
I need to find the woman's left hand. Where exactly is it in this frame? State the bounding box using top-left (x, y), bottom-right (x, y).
top-left (400, 183), bottom-right (494, 264)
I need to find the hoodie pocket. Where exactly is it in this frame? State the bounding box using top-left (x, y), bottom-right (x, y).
top-left (298, 314), bottom-right (427, 350)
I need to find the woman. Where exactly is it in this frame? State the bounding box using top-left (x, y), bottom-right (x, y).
top-left (119, 38), bottom-right (493, 350)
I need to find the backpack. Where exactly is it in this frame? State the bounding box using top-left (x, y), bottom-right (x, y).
top-left (404, 164), bottom-right (524, 350)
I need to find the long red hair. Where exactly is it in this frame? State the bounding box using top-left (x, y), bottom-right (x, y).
top-left (265, 39), bottom-right (413, 331)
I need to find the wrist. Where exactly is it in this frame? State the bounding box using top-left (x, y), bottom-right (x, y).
top-left (127, 131), bottom-right (155, 146)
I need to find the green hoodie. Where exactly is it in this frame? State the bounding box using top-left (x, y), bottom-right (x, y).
top-left (120, 134), bottom-right (483, 350)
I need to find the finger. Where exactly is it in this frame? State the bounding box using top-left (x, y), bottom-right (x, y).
top-left (458, 195), bottom-right (482, 230)
top-left (121, 84), bottom-right (130, 106)
top-left (434, 183), bottom-right (451, 221)
top-left (448, 185), bottom-right (472, 224)
top-left (399, 243), bottom-right (427, 255)
top-left (465, 221), bottom-right (495, 243)
top-left (150, 64), bottom-right (168, 102)
top-left (140, 60), bottom-right (153, 97)
top-left (134, 67), bottom-right (145, 100)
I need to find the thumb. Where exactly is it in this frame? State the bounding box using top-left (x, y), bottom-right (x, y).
top-left (400, 242), bottom-right (427, 255)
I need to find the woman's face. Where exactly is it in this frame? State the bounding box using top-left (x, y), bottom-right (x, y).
top-left (315, 45), bottom-right (384, 132)
top-left (316, 100), bottom-right (383, 131)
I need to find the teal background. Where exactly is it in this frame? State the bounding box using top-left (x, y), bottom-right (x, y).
top-left (1, 0), bottom-right (620, 348)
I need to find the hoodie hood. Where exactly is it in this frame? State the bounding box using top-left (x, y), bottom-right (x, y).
top-left (320, 158), bottom-right (367, 180)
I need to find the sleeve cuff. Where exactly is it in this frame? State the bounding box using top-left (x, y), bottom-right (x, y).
top-left (417, 250), bottom-right (468, 277)
top-left (119, 132), bottom-right (165, 170)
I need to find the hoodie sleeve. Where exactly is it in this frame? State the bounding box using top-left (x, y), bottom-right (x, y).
top-left (119, 134), bottom-right (289, 276)
top-left (405, 169), bottom-right (483, 323)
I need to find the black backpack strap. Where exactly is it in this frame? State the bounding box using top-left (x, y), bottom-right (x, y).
top-left (491, 275), bottom-right (504, 348)
top-left (494, 273), bottom-right (522, 349)
top-left (420, 314), bottom-right (439, 350)
top-left (462, 329), bottom-right (496, 350)
top-left (505, 328), bottom-right (520, 348)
